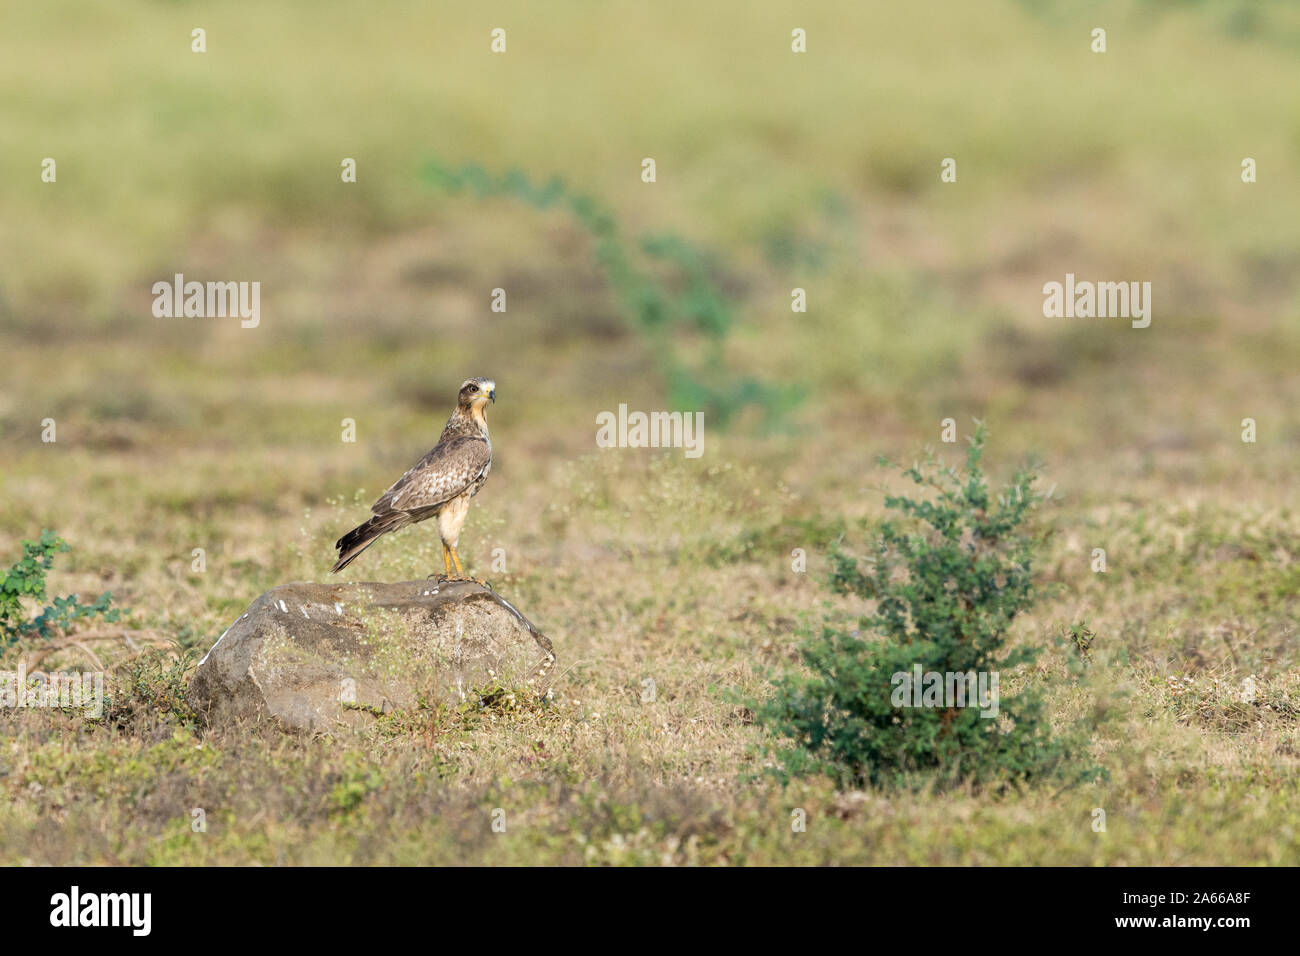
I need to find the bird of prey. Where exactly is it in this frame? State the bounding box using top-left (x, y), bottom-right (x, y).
top-left (331, 377), bottom-right (496, 581)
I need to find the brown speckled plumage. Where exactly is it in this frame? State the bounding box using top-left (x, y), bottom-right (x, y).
top-left (331, 377), bottom-right (495, 575)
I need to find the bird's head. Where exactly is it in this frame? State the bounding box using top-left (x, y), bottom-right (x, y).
top-left (458, 377), bottom-right (496, 413)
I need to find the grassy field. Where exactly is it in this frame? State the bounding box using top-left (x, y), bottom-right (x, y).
top-left (1, 0), bottom-right (1298, 864)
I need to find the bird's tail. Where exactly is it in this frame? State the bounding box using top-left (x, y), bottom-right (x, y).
top-left (331, 513), bottom-right (405, 574)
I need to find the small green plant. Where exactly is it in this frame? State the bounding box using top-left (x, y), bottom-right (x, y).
top-left (753, 424), bottom-right (1096, 791)
top-left (372, 679), bottom-right (556, 744)
top-left (1, 530), bottom-right (123, 646)
top-left (1066, 621), bottom-right (1096, 662)
top-left (329, 765), bottom-right (385, 816)
top-left (98, 651), bottom-right (200, 733)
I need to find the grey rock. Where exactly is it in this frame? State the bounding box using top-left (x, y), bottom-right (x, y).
top-left (189, 580), bottom-right (555, 733)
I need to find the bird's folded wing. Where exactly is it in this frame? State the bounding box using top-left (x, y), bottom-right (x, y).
top-left (371, 435), bottom-right (490, 514)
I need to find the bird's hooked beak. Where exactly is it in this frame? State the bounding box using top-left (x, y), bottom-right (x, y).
top-left (465, 377), bottom-right (495, 408)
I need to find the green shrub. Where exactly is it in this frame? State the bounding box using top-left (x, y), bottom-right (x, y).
top-left (421, 158), bottom-right (802, 429)
top-left (754, 424), bottom-right (1096, 791)
top-left (98, 651), bottom-right (199, 734)
top-left (1, 529), bottom-right (122, 646)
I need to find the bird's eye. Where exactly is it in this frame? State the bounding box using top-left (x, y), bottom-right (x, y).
top-left (467, 384), bottom-right (478, 392)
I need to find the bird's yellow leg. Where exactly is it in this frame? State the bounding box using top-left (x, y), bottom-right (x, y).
top-left (427, 544), bottom-right (453, 581)
top-left (449, 547), bottom-right (489, 588)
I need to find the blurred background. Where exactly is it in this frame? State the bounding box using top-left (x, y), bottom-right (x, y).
top-left (0, 0), bottom-right (1298, 864)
